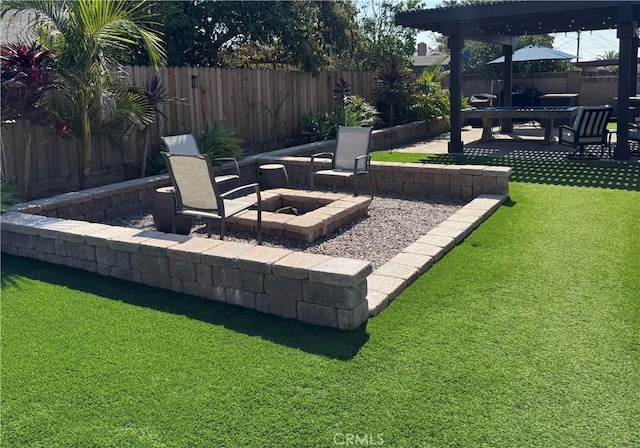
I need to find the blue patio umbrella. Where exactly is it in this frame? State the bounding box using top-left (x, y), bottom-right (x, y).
top-left (488, 46), bottom-right (576, 105)
top-left (488, 45), bottom-right (576, 64)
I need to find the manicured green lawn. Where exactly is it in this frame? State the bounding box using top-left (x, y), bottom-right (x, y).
top-left (2, 157), bottom-right (639, 447)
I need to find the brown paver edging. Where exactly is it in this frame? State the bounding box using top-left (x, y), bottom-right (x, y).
top-left (366, 193), bottom-right (507, 316)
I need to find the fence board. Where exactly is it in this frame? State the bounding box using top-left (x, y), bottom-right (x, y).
top-left (2, 67), bottom-right (379, 196)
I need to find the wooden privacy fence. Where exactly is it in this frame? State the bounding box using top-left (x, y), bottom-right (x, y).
top-left (1, 67), bottom-right (376, 198)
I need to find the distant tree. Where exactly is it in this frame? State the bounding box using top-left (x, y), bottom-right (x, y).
top-left (132, 1), bottom-right (360, 75)
top-left (597, 50), bottom-right (619, 74)
top-left (350, 0), bottom-right (423, 71)
top-left (598, 50), bottom-right (619, 61)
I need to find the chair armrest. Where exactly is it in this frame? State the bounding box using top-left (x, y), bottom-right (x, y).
top-left (311, 152), bottom-right (334, 161)
top-left (211, 157), bottom-right (240, 176)
top-left (353, 154), bottom-right (371, 173)
top-left (220, 182), bottom-right (260, 201)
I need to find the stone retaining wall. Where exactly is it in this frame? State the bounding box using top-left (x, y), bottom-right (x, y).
top-left (1, 212), bottom-right (371, 330)
top-left (1, 159), bottom-right (511, 330)
top-left (278, 159), bottom-right (510, 198)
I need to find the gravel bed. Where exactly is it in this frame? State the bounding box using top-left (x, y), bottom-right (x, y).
top-left (103, 191), bottom-right (466, 269)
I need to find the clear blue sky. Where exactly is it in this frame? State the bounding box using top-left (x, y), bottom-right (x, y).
top-left (414, 1), bottom-right (620, 62)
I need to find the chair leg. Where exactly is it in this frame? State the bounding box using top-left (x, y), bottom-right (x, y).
top-left (220, 220), bottom-right (225, 240)
top-left (256, 203), bottom-right (262, 245)
top-left (353, 175), bottom-right (358, 196)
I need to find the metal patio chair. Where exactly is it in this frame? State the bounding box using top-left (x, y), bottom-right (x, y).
top-left (162, 152), bottom-right (262, 243)
top-left (310, 126), bottom-right (373, 196)
top-left (558, 106), bottom-right (613, 159)
top-left (161, 134), bottom-right (240, 187)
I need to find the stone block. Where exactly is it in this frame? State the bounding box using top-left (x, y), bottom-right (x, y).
top-left (297, 301), bottom-right (338, 328)
top-left (226, 289), bottom-right (256, 309)
top-left (403, 242), bottom-right (446, 260)
top-left (302, 279), bottom-right (367, 309)
top-left (131, 252), bottom-right (169, 275)
top-left (268, 296), bottom-right (298, 320)
top-left (428, 183), bottom-right (451, 196)
top-left (96, 246), bottom-right (118, 266)
top-left (367, 274), bottom-right (405, 297)
top-left (449, 173), bottom-right (473, 186)
top-left (171, 278), bottom-right (183, 293)
top-left (200, 284), bottom-right (226, 302)
top-left (272, 252), bottom-right (331, 279)
top-left (167, 238), bottom-right (223, 262)
top-left (338, 300), bottom-right (369, 330)
top-left (236, 245), bottom-right (291, 273)
top-left (212, 266), bottom-right (242, 289)
top-left (66, 241), bottom-right (96, 261)
top-left (308, 257), bottom-right (372, 287)
top-left (388, 252), bottom-right (434, 274)
top-left (264, 275), bottom-right (303, 301)
top-left (196, 264), bottom-right (213, 284)
top-left (373, 261), bottom-right (420, 284)
top-left (256, 293), bottom-right (270, 314)
top-left (201, 241), bottom-right (253, 268)
top-left (403, 182), bottom-right (428, 194)
top-left (141, 272), bottom-right (172, 290)
top-left (367, 289), bottom-right (390, 316)
top-left (6, 232), bottom-right (34, 250)
top-left (33, 236), bottom-right (56, 254)
top-left (169, 259), bottom-right (197, 282)
top-left (139, 233), bottom-right (189, 256)
top-left (97, 264), bottom-right (111, 276)
top-left (117, 251), bottom-right (131, 269)
top-left (241, 270), bottom-right (264, 293)
top-left (415, 234), bottom-right (456, 251)
top-left (110, 267), bottom-right (142, 284)
top-left (426, 226), bottom-right (467, 244)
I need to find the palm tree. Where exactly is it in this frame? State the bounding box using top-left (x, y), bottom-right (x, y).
top-left (1, 0), bottom-right (166, 189)
top-left (598, 50), bottom-right (619, 61)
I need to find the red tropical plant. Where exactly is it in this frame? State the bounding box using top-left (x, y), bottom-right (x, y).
top-left (1, 41), bottom-right (57, 199)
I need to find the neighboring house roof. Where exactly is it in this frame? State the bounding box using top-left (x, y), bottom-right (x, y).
top-left (413, 54), bottom-right (450, 67)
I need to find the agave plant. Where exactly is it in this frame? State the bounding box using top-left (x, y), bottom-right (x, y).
top-left (196, 120), bottom-right (244, 160)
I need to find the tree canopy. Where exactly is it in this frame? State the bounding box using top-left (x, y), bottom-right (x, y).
top-left (131, 0), bottom-right (361, 74)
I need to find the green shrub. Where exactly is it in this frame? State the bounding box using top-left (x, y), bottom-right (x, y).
top-left (1, 178), bottom-right (20, 212)
top-left (197, 120), bottom-right (244, 160)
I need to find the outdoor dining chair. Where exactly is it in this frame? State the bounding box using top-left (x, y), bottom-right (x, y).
top-left (310, 126), bottom-right (373, 196)
top-left (558, 106), bottom-right (613, 159)
top-left (161, 134), bottom-right (240, 187)
top-left (162, 152), bottom-right (262, 243)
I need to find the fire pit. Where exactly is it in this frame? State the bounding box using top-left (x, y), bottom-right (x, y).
top-left (222, 188), bottom-right (371, 242)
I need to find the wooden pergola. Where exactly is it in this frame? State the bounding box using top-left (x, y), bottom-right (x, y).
top-left (396, 1), bottom-right (640, 160)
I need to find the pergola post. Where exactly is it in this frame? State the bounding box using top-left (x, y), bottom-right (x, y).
top-left (614, 18), bottom-right (636, 160)
top-left (501, 44), bottom-right (514, 133)
top-left (448, 36), bottom-right (464, 153)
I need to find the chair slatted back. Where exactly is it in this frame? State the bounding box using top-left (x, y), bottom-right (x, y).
top-left (162, 153), bottom-right (223, 215)
top-left (333, 126), bottom-right (373, 171)
top-left (161, 134), bottom-right (200, 155)
top-left (573, 107), bottom-right (612, 138)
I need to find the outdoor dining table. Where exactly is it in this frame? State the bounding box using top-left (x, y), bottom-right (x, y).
top-left (461, 106), bottom-right (579, 144)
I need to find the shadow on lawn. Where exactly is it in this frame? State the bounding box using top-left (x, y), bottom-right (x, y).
top-left (419, 152), bottom-right (640, 191)
top-left (1, 254), bottom-right (369, 360)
